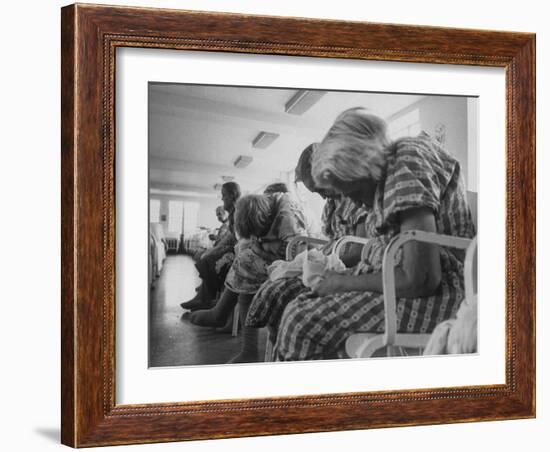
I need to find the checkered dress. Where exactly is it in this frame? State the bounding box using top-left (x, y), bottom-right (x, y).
top-left (274, 133), bottom-right (476, 361)
top-left (321, 196), bottom-right (369, 241)
top-left (246, 197), bottom-right (368, 357)
top-left (224, 193), bottom-right (306, 294)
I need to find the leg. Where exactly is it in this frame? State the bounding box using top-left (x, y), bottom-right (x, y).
top-left (214, 307), bottom-right (235, 334)
top-left (246, 278), bottom-right (307, 361)
top-left (196, 255), bottom-right (218, 305)
top-left (179, 283), bottom-right (206, 311)
top-left (228, 293), bottom-right (260, 363)
top-left (276, 291), bottom-right (385, 361)
top-left (214, 268), bottom-right (237, 333)
top-left (214, 259), bottom-right (231, 297)
top-left (246, 277), bottom-right (307, 329)
top-left (190, 288), bottom-right (238, 327)
top-left (180, 256), bottom-right (217, 310)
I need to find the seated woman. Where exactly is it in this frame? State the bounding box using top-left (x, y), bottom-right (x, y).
top-left (180, 182), bottom-right (240, 311)
top-left (275, 108), bottom-right (476, 361)
top-left (190, 191), bottom-right (306, 363)
top-left (208, 205), bottom-right (230, 244)
top-left (245, 143), bottom-right (369, 359)
top-left (191, 206), bottom-right (229, 262)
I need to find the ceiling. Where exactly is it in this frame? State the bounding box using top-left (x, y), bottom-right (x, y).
top-left (149, 82), bottom-right (424, 195)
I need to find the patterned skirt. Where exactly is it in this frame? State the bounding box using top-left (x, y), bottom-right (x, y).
top-left (246, 277), bottom-right (309, 354)
top-left (274, 271), bottom-right (464, 361)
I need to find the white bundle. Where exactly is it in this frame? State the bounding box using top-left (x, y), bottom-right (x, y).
top-left (302, 249), bottom-right (346, 288)
top-left (267, 251), bottom-right (308, 282)
top-left (267, 249), bottom-right (346, 287)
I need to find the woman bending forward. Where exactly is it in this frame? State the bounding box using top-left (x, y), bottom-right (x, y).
top-left (275, 108), bottom-right (476, 361)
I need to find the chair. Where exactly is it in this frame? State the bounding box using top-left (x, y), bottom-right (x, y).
top-left (344, 190), bottom-right (478, 358)
top-left (285, 235), bottom-right (329, 260)
top-left (232, 304), bottom-right (240, 337)
top-left (268, 191), bottom-right (477, 360)
top-left (345, 232), bottom-right (477, 358)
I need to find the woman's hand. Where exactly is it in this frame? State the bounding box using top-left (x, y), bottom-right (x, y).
top-left (312, 271), bottom-right (346, 296)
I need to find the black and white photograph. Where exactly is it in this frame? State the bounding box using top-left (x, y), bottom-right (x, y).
top-left (148, 83), bottom-right (479, 367)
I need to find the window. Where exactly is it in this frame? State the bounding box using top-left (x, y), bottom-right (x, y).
top-left (388, 108), bottom-right (421, 139)
top-left (285, 169), bottom-right (324, 237)
top-left (168, 200), bottom-right (184, 233)
top-left (183, 202), bottom-right (200, 236)
top-left (149, 199), bottom-right (161, 223)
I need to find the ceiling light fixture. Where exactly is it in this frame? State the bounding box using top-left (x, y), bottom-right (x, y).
top-left (252, 131), bottom-right (280, 149)
top-left (285, 89), bottom-right (326, 115)
top-left (233, 155), bottom-right (253, 168)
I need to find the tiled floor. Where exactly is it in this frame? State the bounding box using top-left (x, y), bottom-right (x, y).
top-left (149, 255), bottom-right (265, 367)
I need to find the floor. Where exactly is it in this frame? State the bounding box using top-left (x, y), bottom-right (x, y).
top-left (148, 255), bottom-right (419, 367)
top-left (149, 255), bottom-right (266, 367)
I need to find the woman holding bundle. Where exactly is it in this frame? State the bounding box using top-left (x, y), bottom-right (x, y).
top-left (275, 108), bottom-right (475, 361)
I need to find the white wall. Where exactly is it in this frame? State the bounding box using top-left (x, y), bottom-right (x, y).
top-left (2, 1), bottom-right (546, 452)
top-left (390, 96), bottom-right (471, 188)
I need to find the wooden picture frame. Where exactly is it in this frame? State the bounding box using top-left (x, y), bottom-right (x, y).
top-left (61, 3), bottom-right (535, 447)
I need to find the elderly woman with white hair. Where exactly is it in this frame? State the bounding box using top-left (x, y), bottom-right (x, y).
top-left (274, 108), bottom-right (476, 361)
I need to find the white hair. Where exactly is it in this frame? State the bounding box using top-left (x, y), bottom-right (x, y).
top-left (313, 108), bottom-right (390, 187)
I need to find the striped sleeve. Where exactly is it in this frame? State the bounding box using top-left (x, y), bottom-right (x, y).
top-left (382, 137), bottom-right (442, 223)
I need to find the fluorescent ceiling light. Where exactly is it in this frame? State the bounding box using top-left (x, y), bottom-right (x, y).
top-left (285, 90), bottom-right (326, 115)
top-left (252, 131), bottom-right (280, 149)
top-left (234, 155), bottom-right (253, 168)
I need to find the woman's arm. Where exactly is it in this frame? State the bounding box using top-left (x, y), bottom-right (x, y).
top-left (337, 221), bottom-right (367, 268)
top-left (314, 207), bottom-right (442, 298)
